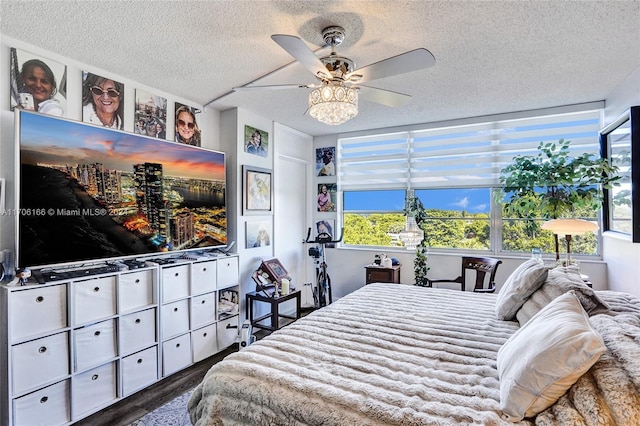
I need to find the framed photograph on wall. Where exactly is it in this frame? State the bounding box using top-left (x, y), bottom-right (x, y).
top-left (82, 71), bottom-right (125, 129)
top-left (243, 165), bottom-right (272, 215)
top-left (246, 220), bottom-right (272, 248)
top-left (317, 183), bottom-right (337, 212)
top-left (175, 102), bottom-right (201, 146)
top-left (316, 147), bottom-right (335, 176)
top-left (10, 47), bottom-right (67, 117)
top-left (135, 89), bottom-right (167, 140)
top-left (244, 125), bottom-right (269, 157)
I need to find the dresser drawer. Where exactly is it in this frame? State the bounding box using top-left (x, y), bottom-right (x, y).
top-left (74, 319), bottom-right (117, 372)
top-left (120, 307), bottom-right (157, 355)
top-left (122, 346), bottom-right (158, 396)
top-left (191, 260), bottom-right (217, 295)
top-left (216, 316), bottom-right (238, 351)
top-left (192, 324), bottom-right (217, 363)
top-left (12, 331), bottom-right (70, 394)
top-left (73, 276), bottom-right (117, 325)
top-left (161, 264), bottom-right (190, 303)
top-left (72, 362), bottom-right (117, 419)
top-left (10, 284), bottom-right (67, 341)
top-left (161, 299), bottom-right (190, 339)
top-left (119, 269), bottom-right (155, 313)
top-left (162, 333), bottom-right (191, 376)
top-left (13, 379), bottom-right (70, 426)
top-left (216, 256), bottom-right (238, 289)
top-left (191, 292), bottom-right (216, 328)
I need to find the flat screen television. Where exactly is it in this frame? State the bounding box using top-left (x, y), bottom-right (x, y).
top-left (16, 110), bottom-right (227, 269)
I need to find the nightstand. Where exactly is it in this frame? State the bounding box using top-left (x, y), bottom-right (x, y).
top-left (365, 264), bottom-right (401, 284)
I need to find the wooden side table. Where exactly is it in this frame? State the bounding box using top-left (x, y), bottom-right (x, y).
top-left (246, 289), bottom-right (301, 331)
top-left (365, 264), bottom-right (401, 284)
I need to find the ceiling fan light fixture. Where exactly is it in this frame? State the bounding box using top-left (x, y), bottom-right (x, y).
top-left (308, 83), bottom-right (358, 125)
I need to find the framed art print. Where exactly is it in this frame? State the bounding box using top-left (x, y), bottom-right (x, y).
top-left (243, 165), bottom-right (272, 215)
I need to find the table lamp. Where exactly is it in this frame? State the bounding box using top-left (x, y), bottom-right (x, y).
top-left (541, 219), bottom-right (599, 265)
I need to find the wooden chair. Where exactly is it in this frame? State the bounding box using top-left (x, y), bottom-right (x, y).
top-left (427, 256), bottom-right (502, 292)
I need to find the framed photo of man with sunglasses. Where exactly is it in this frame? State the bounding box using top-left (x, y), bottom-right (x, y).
top-left (82, 71), bottom-right (124, 129)
top-left (175, 102), bottom-right (201, 146)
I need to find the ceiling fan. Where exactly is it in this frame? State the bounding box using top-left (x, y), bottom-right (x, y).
top-left (234, 26), bottom-right (436, 125)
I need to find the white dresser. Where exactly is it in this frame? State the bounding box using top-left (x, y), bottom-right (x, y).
top-left (0, 253), bottom-right (239, 426)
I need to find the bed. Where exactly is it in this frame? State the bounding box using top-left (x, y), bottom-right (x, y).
top-left (188, 264), bottom-right (640, 426)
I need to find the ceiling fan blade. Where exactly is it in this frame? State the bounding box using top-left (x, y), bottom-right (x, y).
top-left (271, 34), bottom-right (330, 80)
top-left (233, 83), bottom-right (317, 91)
top-left (346, 48), bottom-right (436, 83)
top-left (357, 85), bottom-right (412, 108)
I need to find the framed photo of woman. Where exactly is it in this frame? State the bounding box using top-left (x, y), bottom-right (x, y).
top-left (10, 47), bottom-right (67, 117)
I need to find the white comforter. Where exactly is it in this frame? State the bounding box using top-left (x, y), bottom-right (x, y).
top-left (189, 284), bottom-right (527, 425)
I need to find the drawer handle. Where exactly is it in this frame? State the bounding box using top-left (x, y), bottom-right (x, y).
top-left (92, 374), bottom-right (99, 381)
top-left (36, 296), bottom-right (45, 303)
top-left (203, 332), bottom-right (207, 337)
top-left (135, 279), bottom-right (140, 283)
top-left (93, 286), bottom-right (100, 292)
top-left (176, 343), bottom-right (180, 348)
top-left (40, 396), bottom-right (48, 404)
top-left (135, 318), bottom-right (141, 324)
top-left (137, 358), bottom-right (143, 364)
top-left (174, 272), bottom-right (179, 277)
top-left (94, 331), bottom-right (101, 337)
top-left (226, 324), bottom-right (237, 329)
top-left (174, 307), bottom-right (178, 312)
top-left (38, 346), bottom-right (47, 354)
top-left (203, 267), bottom-right (207, 272)
top-left (201, 300), bottom-right (206, 304)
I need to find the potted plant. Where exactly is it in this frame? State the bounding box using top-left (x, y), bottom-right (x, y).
top-left (405, 193), bottom-right (431, 286)
top-left (496, 139), bottom-right (620, 259)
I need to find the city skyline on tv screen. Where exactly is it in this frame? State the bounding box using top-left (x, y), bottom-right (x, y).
top-left (17, 111), bottom-right (227, 269)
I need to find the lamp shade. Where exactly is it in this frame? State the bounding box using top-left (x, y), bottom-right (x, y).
top-left (541, 219), bottom-right (599, 235)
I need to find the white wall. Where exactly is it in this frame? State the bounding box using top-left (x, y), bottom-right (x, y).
top-left (602, 66), bottom-right (640, 296)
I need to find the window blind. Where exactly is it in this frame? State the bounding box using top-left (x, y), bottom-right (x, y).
top-left (338, 106), bottom-right (603, 191)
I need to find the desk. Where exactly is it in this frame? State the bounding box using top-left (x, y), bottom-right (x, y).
top-left (365, 264), bottom-right (401, 284)
top-left (246, 289), bottom-right (301, 331)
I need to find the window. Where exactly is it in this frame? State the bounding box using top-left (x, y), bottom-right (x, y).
top-left (339, 104), bottom-right (604, 256)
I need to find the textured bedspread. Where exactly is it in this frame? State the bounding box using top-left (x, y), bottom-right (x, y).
top-left (189, 284), bottom-right (527, 425)
top-left (188, 285), bottom-right (640, 426)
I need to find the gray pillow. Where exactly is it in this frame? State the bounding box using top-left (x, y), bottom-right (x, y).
top-left (497, 291), bottom-right (606, 422)
top-left (495, 258), bottom-right (548, 321)
top-left (516, 266), bottom-right (610, 326)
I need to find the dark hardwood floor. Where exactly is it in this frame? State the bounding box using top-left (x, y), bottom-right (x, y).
top-left (75, 308), bottom-right (313, 425)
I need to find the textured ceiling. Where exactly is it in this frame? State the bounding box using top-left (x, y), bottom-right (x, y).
top-left (1, 0), bottom-right (639, 137)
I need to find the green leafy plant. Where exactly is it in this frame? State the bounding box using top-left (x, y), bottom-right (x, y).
top-left (405, 193), bottom-right (430, 286)
top-left (495, 138), bottom-right (620, 255)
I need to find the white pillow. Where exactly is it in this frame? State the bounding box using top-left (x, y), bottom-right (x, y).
top-left (495, 258), bottom-right (548, 320)
top-left (497, 291), bottom-right (606, 422)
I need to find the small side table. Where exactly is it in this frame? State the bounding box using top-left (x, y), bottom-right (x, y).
top-left (246, 289), bottom-right (301, 332)
top-left (365, 264), bottom-right (401, 284)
